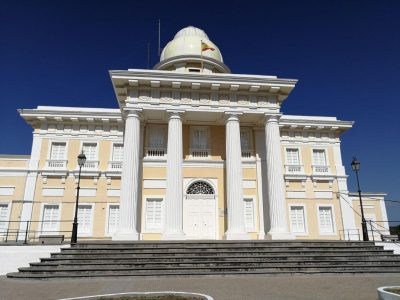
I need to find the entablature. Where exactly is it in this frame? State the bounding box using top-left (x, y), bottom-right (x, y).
top-left (110, 69), bottom-right (297, 112)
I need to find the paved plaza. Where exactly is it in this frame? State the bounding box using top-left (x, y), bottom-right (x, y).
top-left (0, 274), bottom-right (399, 300)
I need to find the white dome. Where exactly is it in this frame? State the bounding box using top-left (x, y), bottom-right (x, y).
top-left (160, 26), bottom-right (223, 62)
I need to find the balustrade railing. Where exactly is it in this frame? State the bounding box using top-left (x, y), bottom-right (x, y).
top-left (285, 164), bottom-right (304, 174)
top-left (145, 147), bottom-right (167, 158)
top-left (108, 160), bottom-right (123, 170)
top-left (45, 159), bottom-right (67, 169)
top-left (190, 148), bottom-right (210, 158)
top-left (312, 165), bottom-right (331, 174)
top-left (82, 160), bottom-right (99, 170)
top-left (241, 150), bottom-right (254, 159)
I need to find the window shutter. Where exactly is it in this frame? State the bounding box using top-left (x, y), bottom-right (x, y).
top-left (192, 128), bottom-right (208, 149)
top-left (107, 205), bottom-right (119, 234)
top-left (50, 142), bottom-right (66, 160)
top-left (240, 131), bottom-right (251, 150)
top-left (78, 205), bottom-right (93, 235)
top-left (146, 198), bottom-right (163, 230)
top-left (82, 143), bottom-right (97, 161)
top-left (313, 150), bottom-right (326, 166)
top-left (319, 207), bottom-right (334, 233)
top-left (286, 149), bottom-right (300, 165)
top-left (148, 127), bottom-right (164, 148)
top-left (41, 205), bottom-right (59, 232)
top-left (112, 144), bottom-right (124, 161)
top-left (290, 206), bottom-right (305, 233)
top-left (0, 204), bottom-right (9, 232)
top-left (243, 198), bottom-right (255, 231)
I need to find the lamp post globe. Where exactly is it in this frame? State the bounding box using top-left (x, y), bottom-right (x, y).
top-left (71, 151), bottom-right (86, 244)
top-left (351, 157), bottom-right (369, 241)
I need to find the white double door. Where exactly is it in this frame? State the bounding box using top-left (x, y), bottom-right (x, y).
top-left (183, 194), bottom-right (216, 239)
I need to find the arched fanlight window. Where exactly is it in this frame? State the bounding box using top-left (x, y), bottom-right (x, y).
top-left (186, 181), bottom-right (214, 194)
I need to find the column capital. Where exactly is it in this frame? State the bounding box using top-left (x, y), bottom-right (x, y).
top-left (224, 112), bottom-right (242, 123)
top-left (264, 113), bottom-right (282, 123)
top-left (123, 108), bottom-right (143, 120)
top-left (166, 110), bottom-right (185, 120)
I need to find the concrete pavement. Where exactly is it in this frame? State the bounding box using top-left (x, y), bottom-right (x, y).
top-left (0, 274), bottom-right (399, 300)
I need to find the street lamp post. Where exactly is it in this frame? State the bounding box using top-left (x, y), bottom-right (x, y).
top-left (71, 151), bottom-right (86, 244)
top-left (351, 157), bottom-right (369, 242)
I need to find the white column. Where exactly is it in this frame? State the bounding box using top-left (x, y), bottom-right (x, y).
top-left (333, 142), bottom-right (357, 240)
top-left (265, 114), bottom-right (294, 240)
top-left (255, 129), bottom-right (267, 239)
top-left (224, 113), bottom-right (248, 240)
top-left (162, 111), bottom-right (185, 240)
top-left (113, 110), bottom-right (141, 240)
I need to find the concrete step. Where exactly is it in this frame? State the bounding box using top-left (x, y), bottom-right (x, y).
top-left (64, 245), bottom-right (382, 252)
top-left (72, 241), bottom-right (376, 248)
top-left (16, 264), bottom-right (400, 274)
top-left (28, 260), bottom-right (400, 269)
top-left (7, 241), bottom-right (400, 279)
top-left (39, 254), bottom-right (400, 264)
top-left (9, 268), bottom-right (400, 279)
top-left (52, 249), bottom-right (392, 258)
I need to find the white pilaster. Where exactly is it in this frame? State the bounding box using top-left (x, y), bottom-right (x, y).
top-left (264, 114), bottom-right (294, 240)
top-left (333, 142), bottom-right (357, 239)
top-left (224, 113), bottom-right (248, 240)
top-left (162, 110), bottom-right (185, 240)
top-left (113, 109), bottom-right (141, 240)
top-left (18, 133), bottom-right (42, 240)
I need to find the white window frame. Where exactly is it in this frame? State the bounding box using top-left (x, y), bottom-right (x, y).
top-left (243, 196), bottom-right (257, 232)
top-left (284, 147), bottom-right (302, 166)
top-left (190, 126), bottom-right (210, 149)
top-left (80, 141), bottom-right (99, 161)
top-left (76, 202), bottom-right (95, 237)
top-left (311, 148), bottom-right (329, 166)
top-left (110, 143), bottom-right (124, 162)
top-left (288, 204), bottom-right (308, 236)
top-left (240, 127), bottom-right (253, 150)
top-left (143, 196), bottom-right (164, 233)
top-left (105, 203), bottom-right (120, 237)
top-left (47, 140), bottom-right (68, 160)
top-left (365, 213), bottom-right (377, 240)
top-left (145, 125), bottom-right (167, 149)
top-left (317, 204), bottom-right (336, 235)
top-left (38, 203), bottom-right (61, 235)
top-left (0, 202), bottom-right (11, 235)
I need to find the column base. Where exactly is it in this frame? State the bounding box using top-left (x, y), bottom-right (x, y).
top-left (266, 231), bottom-right (295, 240)
top-left (113, 230), bottom-right (139, 241)
top-left (224, 231), bottom-right (250, 240)
top-left (162, 231), bottom-right (186, 240)
top-left (257, 232), bottom-right (266, 240)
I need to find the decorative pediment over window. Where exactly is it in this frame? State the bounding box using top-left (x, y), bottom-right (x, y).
top-left (187, 181), bottom-right (214, 195)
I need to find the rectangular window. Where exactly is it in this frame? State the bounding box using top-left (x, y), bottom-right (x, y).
top-left (82, 143), bottom-right (97, 161)
top-left (107, 204), bottom-right (119, 235)
top-left (243, 198), bottom-right (255, 231)
top-left (41, 204), bottom-right (59, 233)
top-left (147, 127), bottom-right (165, 149)
top-left (78, 204), bottom-right (93, 235)
top-left (50, 142), bottom-right (66, 160)
top-left (0, 204), bottom-right (10, 234)
top-left (286, 148), bottom-right (300, 165)
top-left (240, 130), bottom-right (251, 151)
top-left (313, 149), bottom-right (327, 166)
top-left (290, 206), bottom-right (306, 233)
top-left (318, 207), bottom-right (334, 234)
top-left (145, 198), bottom-right (163, 231)
top-left (112, 144), bottom-right (124, 161)
top-left (192, 128), bottom-right (209, 149)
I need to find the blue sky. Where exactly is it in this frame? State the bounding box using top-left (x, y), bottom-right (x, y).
top-left (0, 1), bottom-right (399, 223)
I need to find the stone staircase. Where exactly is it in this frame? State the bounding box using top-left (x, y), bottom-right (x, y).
top-left (7, 240), bottom-right (400, 279)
